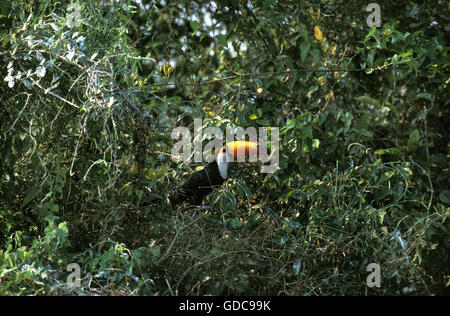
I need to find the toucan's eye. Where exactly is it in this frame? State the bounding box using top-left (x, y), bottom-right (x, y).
top-left (222, 147), bottom-right (227, 153)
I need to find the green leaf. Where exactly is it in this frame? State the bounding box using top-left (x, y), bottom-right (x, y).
top-left (374, 146), bottom-right (408, 155)
top-left (367, 50), bottom-right (375, 67)
top-left (354, 95), bottom-right (380, 108)
top-left (190, 20), bottom-right (199, 36)
top-left (364, 27), bottom-right (377, 43)
top-left (2, 37), bottom-right (9, 47)
top-left (230, 218), bottom-right (242, 228)
top-left (355, 128), bottom-right (372, 137)
top-left (342, 112), bottom-right (353, 131)
top-left (417, 93), bottom-right (433, 101)
top-left (439, 191), bottom-right (450, 204)
top-left (407, 129), bottom-right (421, 150)
top-left (399, 49), bottom-right (413, 58)
top-left (22, 187), bottom-right (40, 207)
top-left (312, 138), bottom-right (320, 149)
top-left (300, 42), bottom-right (310, 62)
top-left (256, 119), bottom-right (270, 125)
top-left (309, 48), bottom-right (320, 63)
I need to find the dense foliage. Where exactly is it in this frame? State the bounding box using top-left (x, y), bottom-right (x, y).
top-left (0, 0), bottom-right (448, 295)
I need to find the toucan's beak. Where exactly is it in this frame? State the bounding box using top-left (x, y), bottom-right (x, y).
top-left (224, 140), bottom-right (259, 158)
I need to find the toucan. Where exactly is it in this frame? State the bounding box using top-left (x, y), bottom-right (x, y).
top-left (169, 140), bottom-right (260, 206)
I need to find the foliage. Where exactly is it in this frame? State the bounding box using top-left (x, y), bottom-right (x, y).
top-left (0, 0), bottom-right (448, 295)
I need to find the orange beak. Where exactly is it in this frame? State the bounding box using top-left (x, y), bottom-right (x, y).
top-left (224, 140), bottom-right (259, 158)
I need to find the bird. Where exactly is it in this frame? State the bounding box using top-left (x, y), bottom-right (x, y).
top-left (169, 140), bottom-right (260, 206)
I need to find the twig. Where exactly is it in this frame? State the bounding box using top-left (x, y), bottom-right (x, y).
top-left (165, 278), bottom-right (175, 296)
top-left (155, 215), bottom-right (202, 265)
top-left (7, 93), bottom-right (31, 134)
top-left (34, 82), bottom-right (79, 108)
top-left (151, 65), bottom-right (430, 87)
top-left (174, 249), bottom-right (273, 293)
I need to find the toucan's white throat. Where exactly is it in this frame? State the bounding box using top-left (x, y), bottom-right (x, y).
top-left (216, 151), bottom-right (230, 180)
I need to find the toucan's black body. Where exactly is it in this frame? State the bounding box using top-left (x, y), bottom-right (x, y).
top-left (170, 160), bottom-right (224, 205)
